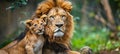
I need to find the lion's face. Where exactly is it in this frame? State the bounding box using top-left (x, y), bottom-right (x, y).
top-left (45, 7), bottom-right (68, 38)
top-left (26, 15), bottom-right (47, 35)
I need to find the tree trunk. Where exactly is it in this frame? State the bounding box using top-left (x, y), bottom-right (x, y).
top-left (80, 0), bottom-right (88, 26)
top-left (100, 0), bottom-right (118, 40)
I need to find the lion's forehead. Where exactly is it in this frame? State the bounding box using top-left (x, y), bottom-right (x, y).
top-left (48, 8), bottom-right (66, 16)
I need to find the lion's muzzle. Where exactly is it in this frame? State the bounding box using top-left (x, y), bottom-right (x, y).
top-left (54, 28), bottom-right (64, 37)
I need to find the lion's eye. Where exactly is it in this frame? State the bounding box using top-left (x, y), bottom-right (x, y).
top-left (40, 23), bottom-right (43, 25)
top-left (50, 16), bottom-right (54, 20)
top-left (61, 15), bottom-right (66, 20)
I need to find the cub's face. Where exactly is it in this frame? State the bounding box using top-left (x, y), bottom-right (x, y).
top-left (45, 7), bottom-right (67, 37)
top-left (26, 15), bottom-right (47, 35)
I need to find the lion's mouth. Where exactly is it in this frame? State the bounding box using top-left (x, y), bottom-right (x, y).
top-left (54, 29), bottom-right (64, 37)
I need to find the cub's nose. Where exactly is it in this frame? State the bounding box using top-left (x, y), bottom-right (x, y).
top-left (55, 23), bottom-right (63, 28)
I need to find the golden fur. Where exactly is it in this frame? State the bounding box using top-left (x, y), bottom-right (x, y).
top-left (32, 0), bottom-right (80, 54)
top-left (0, 15), bottom-right (47, 54)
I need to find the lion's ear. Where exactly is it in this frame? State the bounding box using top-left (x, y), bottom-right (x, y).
top-left (42, 15), bottom-right (47, 21)
top-left (25, 20), bottom-right (32, 28)
top-left (60, 1), bottom-right (72, 12)
top-left (67, 12), bottom-right (73, 17)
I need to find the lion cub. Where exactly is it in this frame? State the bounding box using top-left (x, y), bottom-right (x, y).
top-left (0, 15), bottom-right (47, 54)
top-left (25, 15), bottom-right (47, 54)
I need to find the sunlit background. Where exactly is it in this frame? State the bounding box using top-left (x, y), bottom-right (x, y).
top-left (0, 0), bottom-right (120, 53)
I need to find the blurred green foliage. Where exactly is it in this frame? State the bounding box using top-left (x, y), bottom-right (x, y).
top-left (6, 0), bottom-right (28, 10)
top-left (70, 0), bottom-right (120, 53)
top-left (71, 21), bottom-right (120, 53)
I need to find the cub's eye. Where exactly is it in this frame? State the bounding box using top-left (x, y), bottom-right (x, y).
top-left (34, 24), bottom-right (37, 26)
top-left (61, 15), bottom-right (66, 20)
top-left (50, 16), bottom-right (54, 20)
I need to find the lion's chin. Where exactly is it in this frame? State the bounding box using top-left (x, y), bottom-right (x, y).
top-left (54, 31), bottom-right (64, 37)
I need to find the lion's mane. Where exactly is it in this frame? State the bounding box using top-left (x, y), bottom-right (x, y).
top-left (32, 0), bottom-right (74, 53)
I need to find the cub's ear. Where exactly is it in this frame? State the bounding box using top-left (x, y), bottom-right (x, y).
top-left (25, 20), bottom-right (32, 28)
top-left (41, 15), bottom-right (48, 25)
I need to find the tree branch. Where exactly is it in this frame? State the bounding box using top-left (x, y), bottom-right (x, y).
top-left (101, 0), bottom-right (115, 25)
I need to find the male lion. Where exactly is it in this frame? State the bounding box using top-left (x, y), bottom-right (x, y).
top-left (0, 15), bottom-right (47, 54)
top-left (32, 0), bottom-right (92, 54)
top-left (32, 0), bottom-right (80, 54)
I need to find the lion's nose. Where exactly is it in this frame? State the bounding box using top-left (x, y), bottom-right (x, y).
top-left (55, 23), bottom-right (63, 28)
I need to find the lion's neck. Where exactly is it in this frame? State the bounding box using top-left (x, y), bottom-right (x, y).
top-left (43, 39), bottom-right (71, 53)
top-left (44, 34), bottom-right (70, 45)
